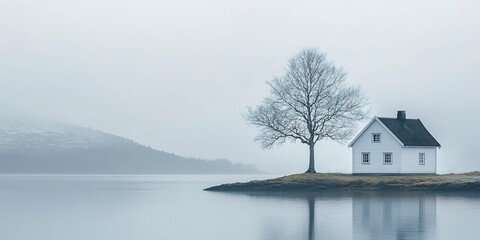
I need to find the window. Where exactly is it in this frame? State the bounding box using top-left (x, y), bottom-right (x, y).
top-left (362, 152), bottom-right (370, 164)
top-left (419, 153), bottom-right (425, 165)
top-left (383, 152), bottom-right (392, 165)
top-left (372, 133), bottom-right (381, 143)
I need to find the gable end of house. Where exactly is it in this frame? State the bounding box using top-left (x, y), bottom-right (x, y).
top-left (349, 111), bottom-right (441, 148)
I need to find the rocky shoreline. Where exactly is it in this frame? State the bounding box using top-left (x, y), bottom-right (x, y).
top-left (205, 172), bottom-right (480, 192)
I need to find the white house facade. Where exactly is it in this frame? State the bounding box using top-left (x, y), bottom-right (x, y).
top-left (349, 111), bottom-right (440, 174)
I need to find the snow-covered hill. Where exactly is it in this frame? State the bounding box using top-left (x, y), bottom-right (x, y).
top-left (0, 120), bottom-right (260, 174)
top-left (0, 120), bottom-right (110, 150)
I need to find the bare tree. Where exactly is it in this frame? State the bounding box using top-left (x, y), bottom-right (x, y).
top-left (246, 49), bottom-right (368, 173)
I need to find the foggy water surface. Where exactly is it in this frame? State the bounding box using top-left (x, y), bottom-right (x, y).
top-left (0, 175), bottom-right (479, 240)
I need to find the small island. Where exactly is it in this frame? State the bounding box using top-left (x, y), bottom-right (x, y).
top-left (205, 172), bottom-right (480, 192)
top-left (206, 50), bottom-right (477, 193)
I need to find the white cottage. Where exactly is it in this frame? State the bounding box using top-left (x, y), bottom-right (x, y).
top-left (348, 111), bottom-right (441, 174)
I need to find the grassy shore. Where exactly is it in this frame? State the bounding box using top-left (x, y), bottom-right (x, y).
top-left (205, 172), bottom-right (480, 192)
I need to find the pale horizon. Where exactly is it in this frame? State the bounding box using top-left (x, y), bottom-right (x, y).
top-left (1, 0), bottom-right (479, 174)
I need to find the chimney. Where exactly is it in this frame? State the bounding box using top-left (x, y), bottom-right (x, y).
top-left (397, 110), bottom-right (406, 120)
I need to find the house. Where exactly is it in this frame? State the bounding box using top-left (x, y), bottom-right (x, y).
top-left (348, 111), bottom-right (441, 174)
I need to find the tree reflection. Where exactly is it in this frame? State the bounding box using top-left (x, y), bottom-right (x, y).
top-left (307, 195), bottom-right (315, 240)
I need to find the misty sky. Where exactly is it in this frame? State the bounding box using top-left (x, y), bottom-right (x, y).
top-left (1, 0), bottom-right (479, 173)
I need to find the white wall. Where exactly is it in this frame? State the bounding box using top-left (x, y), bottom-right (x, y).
top-left (401, 147), bottom-right (437, 173)
top-left (352, 120), bottom-right (402, 174)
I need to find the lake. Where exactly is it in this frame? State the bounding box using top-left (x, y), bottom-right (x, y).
top-left (0, 175), bottom-right (479, 240)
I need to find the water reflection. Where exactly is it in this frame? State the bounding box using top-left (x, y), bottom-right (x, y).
top-left (3, 176), bottom-right (480, 240)
top-left (352, 192), bottom-right (436, 240)
top-left (307, 195), bottom-right (315, 240)
top-left (227, 191), bottom-right (440, 240)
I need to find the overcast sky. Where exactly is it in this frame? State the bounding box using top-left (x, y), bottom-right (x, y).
top-left (1, 0), bottom-right (479, 173)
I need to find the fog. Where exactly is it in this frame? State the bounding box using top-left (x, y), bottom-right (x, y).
top-left (1, 0), bottom-right (479, 173)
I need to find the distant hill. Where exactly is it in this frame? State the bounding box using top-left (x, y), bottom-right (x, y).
top-left (0, 119), bottom-right (261, 174)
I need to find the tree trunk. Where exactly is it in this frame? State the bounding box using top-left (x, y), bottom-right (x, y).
top-left (306, 144), bottom-right (316, 173)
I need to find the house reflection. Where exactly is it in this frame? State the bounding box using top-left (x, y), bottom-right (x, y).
top-left (352, 192), bottom-right (436, 240)
top-left (224, 191), bottom-right (437, 240)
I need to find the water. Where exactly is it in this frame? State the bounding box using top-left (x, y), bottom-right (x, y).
top-left (0, 175), bottom-right (479, 240)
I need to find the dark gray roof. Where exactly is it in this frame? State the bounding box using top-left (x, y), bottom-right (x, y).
top-left (377, 118), bottom-right (441, 147)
